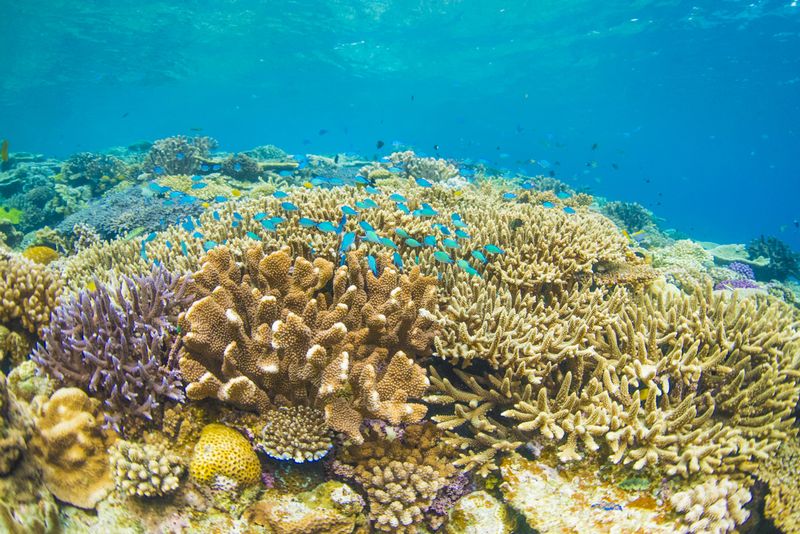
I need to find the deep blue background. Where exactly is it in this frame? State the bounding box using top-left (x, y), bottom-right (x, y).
top-left (2, 0), bottom-right (799, 248)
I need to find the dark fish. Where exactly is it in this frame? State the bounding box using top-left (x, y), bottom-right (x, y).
top-left (510, 218), bottom-right (524, 230)
top-left (612, 163), bottom-right (619, 170)
top-left (794, 220), bottom-right (799, 229)
top-left (121, 112), bottom-right (129, 118)
top-left (592, 143), bottom-right (598, 150)
top-left (334, 154), bottom-right (340, 164)
top-left (318, 129), bottom-right (328, 135)
top-left (190, 127), bottom-right (203, 132)
top-left (434, 144), bottom-right (440, 151)
top-left (376, 140), bottom-right (385, 149)
top-left (411, 95), bottom-right (415, 101)
top-left (303, 139), bottom-right (311, 145)
top-left (548, 170), bottom-right (555, 177)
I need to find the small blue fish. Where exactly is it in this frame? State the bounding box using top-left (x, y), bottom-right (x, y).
top-left (298, 217), bottom-right (317, 228)
top-left (273, 191), bottom-right (289, 199)
top-left (354, 175), bottom-right (371, 185)
top-left (153, 258), bottom-right (161, 267)
top-left (176, 152), bottom-right (185, 160)
top-left (415, 177), bottom-right (433, 188)
top-left (542, 201), bottom-right (555, 209)
top-left (341, 205), bottom-right (358, 216)
top-left (191, 175), bottom-right (204, 182)
top-left (392, 252), bottom-right (404, 270)
top-left (502, 192), bottom-right (517, 200)
top-left (365, 185), bottom-right (381, 195)
top-left (433, 250), bottom-right (453, 264)
top-left (296, 157), bottom-right (308, 169)
top-left (367, 255), bottom-right (378, 275)
top-left (442, 238), bottom-right (459, 249)
top-left (234, 163), bottom-right (242, 172)
top-left (214, 195), bottom-right (228, 202)
top-left (180, 241), bottom-right (188, 256)
top-left (317, 221), bottom-right (338, 233)
top-left (169, 191), bottom-right (184, 199)
top-left (413, 207), bottom-right (437, 217)
top-left (423, 235), bottom-right (438, 247)
top-left (396, 202), bottom-right (411, 214)
top-left (178, 196), bottom-right (197, 205)
top-left (557, 192), bottom-right (571, 199)
top-left (395, 228), bottom-right (410, 239)
top-left (140, 243), bottom-right (148, 262)
top-left (254, 212), bottom-right (267, 221)
top-left (281, 201), bottom-right (299, 211)
top-left (163, 200), bottom-right (174, 206)
top-left (261, 220), bottom-right (277, 231)
top-left (203, 240), bottom-right (217, 251)
top-left (144, 232), bottom-right (157, 242)
top-left (148, 182), bottom-right (170, 194)
top-left (269, 216), bottom-right (286, 225)
top-left (340, 231), bottom-right (356, 253)
top-left (485, 244), bottom-right (505, 255)
top-left (451, 213), bottom-right (463, 223)
top-left (279, 170), bottom-right (293, 177)
top-left (212, 211), bottom-right (220, 221)
top-left (455, 229), bottom-right (470, 239)
top-left (181, 220), bottom-right (195, 232)
top-left (165, 240), bottom-right (172, 250)
top-left (192, 231), bottom-right (204, 239)
top-left (337, 214), bottom-right (347, 234)
top-left (405, 238), bottom-right (422, 248)
top-left (153, 166), bottom-right (165, 175)
top-left (364, 230), bottom-right (382, 244)
top-left (433, 224), bottom-right (451, 236)
top-left (456, 259), bottom-right (480, 276)
top-left (233, 212), bottom-right (243, 220)
top-left (563, 206), bottom-right (576, 214)
top-left (246, 231), bottom-right (261, 241)
top-left (380, 237), bottom-right (397, 249)
top-left (472, 250), bottom-right (488, 263)
top-left (357, 198), bottom-right (379, 209)
top-left (521, 182), bottom-right (534, 190)
top-left (389, 193), bottom-right (407, 203)
top-left (200, 164), bottom-right (210, 172)
top-left (359, 221), bottom-right (375, 232)
top-left (212, 164), bottom-right (221, 171)
top-left (231, 220), bottom-right (239, 228)
top-left (388, 166), bottom-right (402, 173)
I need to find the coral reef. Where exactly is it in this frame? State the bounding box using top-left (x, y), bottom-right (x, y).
top-left (221, 153), bottom-right (262, 181)
top-left (256, 405), bottom-right (333, 463)
top-left (242, 144), bottom-right (288, 161)
top-left (178, 245), bottom-right (438, 443)
top-left (144, 135), bottom-right (218, 175)
top-left (21, 245), bottom-right (59, 265)
top-left (0, 251), bottom-right (62, 335)
top-left (601, 200), bottom-right (653, 232)
top-left (446, 490), bottom-right (511, 534)
top-left (747, 235), bottom-right (800, 281)
top-left (0, 325), bottom-right (32, 368)
top-left (335, 422), bottom-right (457, 532)
top-left (189, 423), bottom-right (261, 490)
top-left (33, 267), bottom-right (191, 434)
top-left (389, 150), bottom-right (460, 184)
top-left (30, 388), bottom-right (116, 509)
top-left (756, 437), bottom-right (800, 533)
top-left (0, 372), bottom-right (24, 476)
top-left (109, 440), bottom-right (185, 497)
top-left (246, 481), bottom-right (366, 533)
top-left (669, 477), bottom-right (751, 534)
top-left (60, 152), bottom-right (126, 193)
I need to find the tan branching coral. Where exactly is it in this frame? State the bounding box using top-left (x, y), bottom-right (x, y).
top-left (256, 405), bottom-right (333, 463)
top-left (388, 150), bottom-right (459, 185)
top-left (109, 440), bottom-right (185, 497)
top-left (0, 372), bottom-right (24, 476)
top-left (669, 477), bottom-right (751, 534)
top-left (756, 437), bottom-right (800, 533)
top-left (429, 284), bottom-right (800, 477)
top-left (178, 246), bottom-right (438, 443)
top-left (336, 423), bottom-right (456, 532)
top-left (30, 388), bottom-right (116, 509)
top-left (0, 252), bottom-right (62, 335)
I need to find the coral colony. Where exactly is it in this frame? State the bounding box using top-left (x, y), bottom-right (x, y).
top-left (1, 136), bottom-right (799, 532)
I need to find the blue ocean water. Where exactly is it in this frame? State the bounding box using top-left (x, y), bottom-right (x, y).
top-left (1, 0), bottom-right (799, 248)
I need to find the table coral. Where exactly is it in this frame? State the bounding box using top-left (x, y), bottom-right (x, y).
top-left (109, 440), bottom-right (185, 498)
top-left (178, 245), bottom-right (438, 443)
top-left (29, 388), bottom-right (116, 509)
top-left (255, 405), bottom-right (333, 463)
top-left (189, 423), bottom-right (261, 490)
top-left (0, 251), bottom-right (62, 336)
top-left (33, 266), bottom-right (191, 434)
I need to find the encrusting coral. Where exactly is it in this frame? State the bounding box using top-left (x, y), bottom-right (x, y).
top-left (189, 423), bottom-right (261, 490)
top-left (109, 440), bottom-right (185, 498)
top-left (29, 387), bottom-right (116, 509)
top-left (0, 251), bottom-right (62, 336)
top-left (255, 405), bottom-right (333, 463)
top-left (33, 266), bottom-right (192, 434)
top-left (334, 422), bottom-right (458, 533)
top-left (669, 477), bottom-right (751, 534)
top-left (177, 245), bottom-right (438, 443)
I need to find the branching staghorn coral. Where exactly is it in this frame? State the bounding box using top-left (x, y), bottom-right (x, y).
top-left (429, 283), bottom-right (800, 477)
top-left (669, 477), bottom-right (751, 534)
top-left (33, 267), bottom-right (192, 434)
top-left (177, 245), bottom-right (439, 443)
top-left (0, 251), bottom-right (62, 336)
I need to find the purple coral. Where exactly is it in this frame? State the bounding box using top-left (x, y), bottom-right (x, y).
top-left (32, 267), bottom-right (194, 434)
top-left (727, 261), bottom-right (755, 280)
top-left (427, 472), bottom-right (473, 517)
top-left (714, 279), bottom-right (761, 291)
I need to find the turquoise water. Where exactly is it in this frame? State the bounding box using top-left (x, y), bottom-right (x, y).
top-left (2, 0), bottom-right (799, 248)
